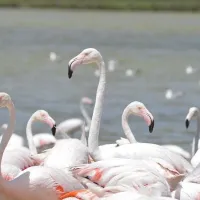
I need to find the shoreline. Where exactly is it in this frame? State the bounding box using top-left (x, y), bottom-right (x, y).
top-left (0, 1), bottom-right (200, 12)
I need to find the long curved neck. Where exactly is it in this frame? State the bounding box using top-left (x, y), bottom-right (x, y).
top-left (26, 117), bottom-right (37, 155)
top-left (80, 101), bottom-right (91, 129)
top-left (80, 122), bottom-right (87, 146)
top-left (192, 115), bottom-right (200, 156)
top-left (122, 106), bottom-right (137, 143)
top-left (88, 61), bottom-right (105, 161)
top-left (0, 102), bottom-right (15, 181)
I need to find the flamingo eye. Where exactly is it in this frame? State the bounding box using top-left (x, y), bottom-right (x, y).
top-left (41, 113), bottom-right (46, 118)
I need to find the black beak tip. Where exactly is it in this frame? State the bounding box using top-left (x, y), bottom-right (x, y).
top-left (185, 119), bottom-right (190, 129)
top-left (68, 66), bottom-right (73, 79)
top-left (51, 124), bottom-right (56, 136)
top-left (149, 120), bottom-right (154, 133)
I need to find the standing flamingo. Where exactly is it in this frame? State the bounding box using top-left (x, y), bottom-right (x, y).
top-left (0, 92), bottom-right (84, 200)
top-left (185, 107), bottom-right (200, 167)
top-left (67, 48), bottom-right (192, 191)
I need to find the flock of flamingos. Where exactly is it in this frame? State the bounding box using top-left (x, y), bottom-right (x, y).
top-left (1, 48), bottom-right (200, 200)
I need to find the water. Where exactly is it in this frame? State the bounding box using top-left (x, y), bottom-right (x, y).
top-left (0, 9), bottom-right (200, 153)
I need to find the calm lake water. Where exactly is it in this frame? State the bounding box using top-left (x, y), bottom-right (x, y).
top-left (0, 9), bottom-right (200, 152)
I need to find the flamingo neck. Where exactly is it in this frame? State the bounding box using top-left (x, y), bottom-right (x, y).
top-left (122, 106), bottom-right (137, 143)
top-left (88, 60), bottom-right (105, 161)
top-left (26, 116), bottom-right (37, 155)
top-left (80, 122), bottom-right (87, 146)
top-left (0, 102), bottom-right (15, 181)
top-left (192, 115), bottom-right (200, 156)
top-left (80, 101), bottom-right (91, 130)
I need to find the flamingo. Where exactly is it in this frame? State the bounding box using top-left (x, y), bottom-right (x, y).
top-left (0, 123), bottom-right (24, 148)
top-left (1, 110), bottom-right (58, 180)
top-left (0, 92), bottom-right (85, 200)
top-left (42, 103), bottom-right (89, 170)
top-left (56, 96), bottom-right (93, 137)
top-left (67, 48), bottom-right (192, 191)
top-left (71, 158), bottom-right (171, 197)
top-left (98, 101), bottom-right (154, 152)
top-left (32, 96), bottom-right (92, 151)
top-left (0, 110), bottom-right (57, 176)
top-left (185, 107), bottom-right (200, 167)
top-left (26, 110), bottom-right (56, 156)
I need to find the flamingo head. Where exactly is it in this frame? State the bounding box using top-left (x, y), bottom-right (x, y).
top-left (81, 97), bottom-right (93, 106)
top-left (185, 107), bottom-right (199, 129)
top-left (68, 48), bottom-right (103, 78)
top-left (32, 110), bottom-right (56, 136)
top-left (0, 93), bottom-right (11, 108)
top-left (129, 101), bottom-right (154, 133)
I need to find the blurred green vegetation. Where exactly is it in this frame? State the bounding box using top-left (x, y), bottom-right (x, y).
top-left (0, 0), bottom-right (200, 11)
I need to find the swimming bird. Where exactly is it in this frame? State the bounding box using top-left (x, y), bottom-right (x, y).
top-left (165, 89), bottom-right (183, 100)
top-left (185, 65), bottom-right (197, 75)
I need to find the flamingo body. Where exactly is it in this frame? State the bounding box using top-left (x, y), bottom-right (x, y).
top-left (43, 139), bottom-right (89, 172)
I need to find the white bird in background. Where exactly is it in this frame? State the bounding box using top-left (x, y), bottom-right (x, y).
top-left (165, 89), bottom-right (183, 100)
top-left (185, 65), bottom-right (197, 75)
top-left (0, 124), bottom-right (24, 149)
top-left (125, 69), bottom-right (134, 77)
top-left (49, 52), bottom-right (60, 62)
top-left (107, 59), bottom-right (117, 72)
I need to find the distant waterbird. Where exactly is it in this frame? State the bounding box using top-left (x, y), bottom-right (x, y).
top-left (107, 59), bottom-right (117, 72)
top-left (49, 52), bottom-right (60, 62)
top-left (185, 65), bottom-right (197, 75)
top-left (165, 89), bottom-right (183, 100)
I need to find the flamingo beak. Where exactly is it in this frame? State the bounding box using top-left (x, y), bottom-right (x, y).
top-left (51, 124), bottom-right (56, 136)
top-left (149, 119), bottom-right (154, 133)
top-left (68, 66), bottom-right (73, 79)
top-left (68, 54), bottom-right (85, 79)
top-left (185, 119), bottom-right (190, 129)
top-left (141, 108), bottom-right (154, 133)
